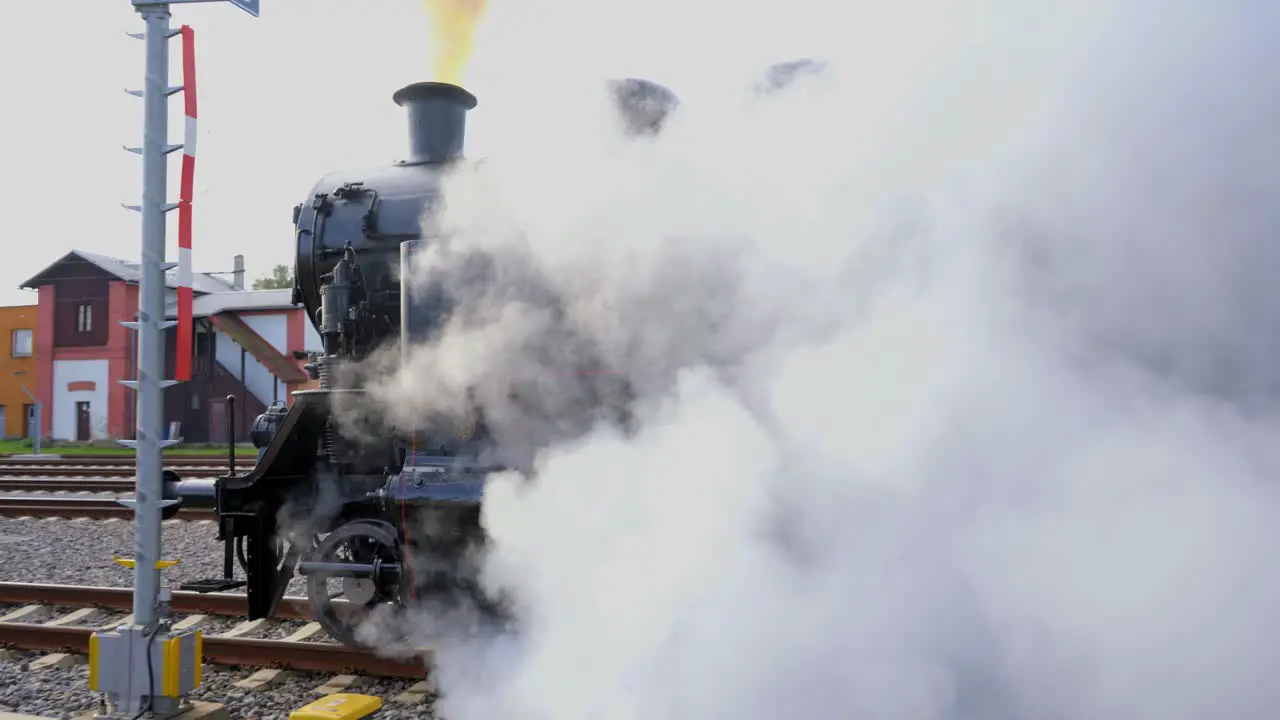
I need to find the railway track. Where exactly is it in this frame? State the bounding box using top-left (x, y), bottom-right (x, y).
top-left (0, 582), bottom-right (313, 619)
top-left (0, 496), bottom-right (215, 519)
top-left (0, 455), bottom-right (239, 480)
top-left (0, 465), bottom-right (225, 478)
top-left (0, 478), bottom-right (136, 492)
top-left (0, 582), bottom-right (431, 680)
top-left (0, 623), bottom-right (428, 678)
top-left (0, 456), bottom-right (225, 466)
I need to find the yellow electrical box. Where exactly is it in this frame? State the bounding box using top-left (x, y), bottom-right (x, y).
top-left (289, 693), bottom-right (383, 720)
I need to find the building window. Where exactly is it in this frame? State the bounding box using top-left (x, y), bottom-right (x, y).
top-left (77, 303), bottom-right (93, 333)
top-left (11, 329), bottom-right (31, 357)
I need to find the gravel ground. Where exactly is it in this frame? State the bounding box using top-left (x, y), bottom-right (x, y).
top-left (0, 517), bottom-right (441, 718)
top-left (0, 517), bottom-right (311, 595)
top-left (0, 650), bottom-right (437, 719)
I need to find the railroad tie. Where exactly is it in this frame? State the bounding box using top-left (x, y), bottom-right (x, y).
top-left (392, 679), bottom-right (436, 705)
top-left (0, 604), bottom-right (43, 623)
top-left (173, 614), bottom-right (209, 631)
top-left (234, 668), bottom-right (299, 691)
top-left (28, 651), bottom-right (85, 670)
top-left (30, 607), bottom-right (104, 670)
top-left (312, 674), bottom-right (373, 696)
top-left (225, 622), bottom-right (321, 691)
top-left (70, 701), bottom-right (232, 720)
top-left (44, 607), bottom-right (104, 627)
top-left (281, 622), bottom-right (323, 642)
top-left (216, 618), bottom-right (265, 638)
top-left (171, 701), bottom-right (232, 719)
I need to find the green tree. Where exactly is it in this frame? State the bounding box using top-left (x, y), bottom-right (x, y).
top-left (253, 264), bottom-right (294, 290)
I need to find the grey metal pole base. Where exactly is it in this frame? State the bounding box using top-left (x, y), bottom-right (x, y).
top-left (89, 625), bottom-right (203, 719)
top-left (89, 585), bottom-right (202, 718)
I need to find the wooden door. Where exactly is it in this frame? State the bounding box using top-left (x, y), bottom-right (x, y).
top-left (21, 405), bottom-right (32, 438)
top-left (208, 399), bottom-right (227, 444)
top-left (75, 402), bottom-right (91, 441)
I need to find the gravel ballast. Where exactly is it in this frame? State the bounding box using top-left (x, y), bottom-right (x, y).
top-left (0, 516), bottom-right (307, 596)
top-left (0, 650), bottom-right (437, 719)
top-left (0, 517), bottom-right (445, 718)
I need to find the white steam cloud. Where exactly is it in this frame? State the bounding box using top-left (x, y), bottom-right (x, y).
top-left (359, 0), bottom-right (1280, 718)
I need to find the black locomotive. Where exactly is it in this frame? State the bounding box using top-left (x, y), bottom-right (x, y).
top-left (169, 77), bottom-right (681, 650)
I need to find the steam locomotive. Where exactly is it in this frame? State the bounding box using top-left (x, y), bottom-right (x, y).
top-left (168, 76), bottom-right (681, 650)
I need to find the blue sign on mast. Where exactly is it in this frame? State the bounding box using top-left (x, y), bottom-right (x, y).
top-left (229, 0), bottom-right (259, 16)
top-left (134, 0), bottom-right (260, 16)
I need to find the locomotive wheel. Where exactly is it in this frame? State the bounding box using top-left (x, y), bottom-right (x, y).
top-left (305, 520), bottom-right (408, 650)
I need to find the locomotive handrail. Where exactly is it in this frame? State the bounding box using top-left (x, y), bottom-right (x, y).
top-left (226, 393), bottom-right (237, 477)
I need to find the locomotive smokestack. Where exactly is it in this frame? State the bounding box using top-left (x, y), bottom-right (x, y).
top-left (607, 78), bottom-right (679, 137)
top-left (392, 81), bottom-right (478, 164)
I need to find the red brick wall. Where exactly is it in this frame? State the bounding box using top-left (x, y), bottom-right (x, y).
top-left (106, 281), bottom-right (138, 439)
top-left (35, 286), bottom-right (55, 438)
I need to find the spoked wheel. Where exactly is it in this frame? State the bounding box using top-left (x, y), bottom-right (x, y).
top-left (304, 521), bottom-right (410, 650)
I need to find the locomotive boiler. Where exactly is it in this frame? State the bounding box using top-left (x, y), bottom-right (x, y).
top-left (168, 77), bottom-right (680, 650)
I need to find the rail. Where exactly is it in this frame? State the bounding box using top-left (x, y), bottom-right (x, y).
top-left (0, 496), bottom-right (215, 519)
top-left (0, 478), bottom-right (137, 492)
top-left (0, 582), bottom-right (318, 619)
top-left (0, 465), bottom-right (224, 479)
top-left (0, 622), bottom-right (428, 678)
top-left (0, 457), bottom-right (226, 466)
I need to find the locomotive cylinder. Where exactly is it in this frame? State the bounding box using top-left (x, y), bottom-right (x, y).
top-left (169, 478), bottom-right (216, 509)
top-left (296, 561), bottom-right (401, 579)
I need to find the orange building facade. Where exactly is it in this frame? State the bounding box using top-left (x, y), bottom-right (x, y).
top-left (0, 304), bottom-right (39, 438)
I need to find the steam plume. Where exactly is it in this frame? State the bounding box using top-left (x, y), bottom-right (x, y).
top-left (348, 0), bottom-right (1280, 718)
top-left (421, 0), bottom-right (491, 85)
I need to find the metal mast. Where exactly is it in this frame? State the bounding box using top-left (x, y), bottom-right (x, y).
top-left (88, 2), bottom-right (259, 717)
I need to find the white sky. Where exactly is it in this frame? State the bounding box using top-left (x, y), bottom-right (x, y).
top-left (1, 0), bottom-right (885, 308)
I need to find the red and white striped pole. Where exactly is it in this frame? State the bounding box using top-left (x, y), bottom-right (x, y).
top-left (175, 24), bottom-right (197, 382)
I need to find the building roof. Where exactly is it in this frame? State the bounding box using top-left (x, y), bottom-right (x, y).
top-left (20, 250), bottom-right (240, 294)
top-left (163, 289), bottom-right (299, 319)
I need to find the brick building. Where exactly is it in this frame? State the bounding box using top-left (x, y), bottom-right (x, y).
top-left (20, 250), bottom-right (322, 443)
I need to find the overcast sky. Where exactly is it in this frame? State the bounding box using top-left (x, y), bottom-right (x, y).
top-left (3, 0), bottom-right (910, 307)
